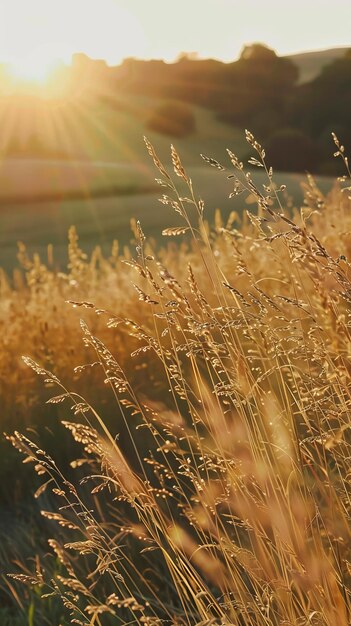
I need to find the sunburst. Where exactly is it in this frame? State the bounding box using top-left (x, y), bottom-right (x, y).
top-left (7, 56), bottom-right (59, 84)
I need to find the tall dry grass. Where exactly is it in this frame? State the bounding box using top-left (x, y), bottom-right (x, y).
top-left (5, 132), bottom-right (351, 625)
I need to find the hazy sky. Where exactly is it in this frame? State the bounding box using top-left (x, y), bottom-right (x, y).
top-left (0, 0), bottom-right (350, 80)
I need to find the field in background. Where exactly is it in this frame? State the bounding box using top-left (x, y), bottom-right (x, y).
top-left (0, 93), bottom-right (335, 272)
top-left (0, 163), bottom-right (334, 271)
top-left (0, 95), bottom-right (245, 269)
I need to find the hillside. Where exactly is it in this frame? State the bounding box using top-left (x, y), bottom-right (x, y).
top-left (1, 46), bottom-right (350, 178)
top-left (287, 46), bottom-right (349, 83)
top-left (0, 93), bottom-right (248, 166)
top-left (0, 161), bottom-right (334, 272)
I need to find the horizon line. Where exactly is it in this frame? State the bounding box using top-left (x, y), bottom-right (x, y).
top-left (0, 43), bottom-right (349, 71)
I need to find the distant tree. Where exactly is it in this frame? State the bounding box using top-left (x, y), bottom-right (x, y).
top-left (240, 43), bottom-right (277, 61)
top-left (147, 101), bottom-right (196, 138)
top-left (290, 49), bottom-right (351, 143)
top-left (176, 51), bottom-right (200, 62)
top-left (147, 102), bottom-right (195, 137)
top-left (238, 43), bottom-right (298, 89)
top-left (266, 128), bottom-right (320, 172)
top-left (217, 44), bottom-right (298, 126)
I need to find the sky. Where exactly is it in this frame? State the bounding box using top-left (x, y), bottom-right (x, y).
top-left (0, 0), bottom-right (350, 81)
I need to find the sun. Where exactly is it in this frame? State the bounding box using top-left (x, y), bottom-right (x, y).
top-left (7, 55), bottom-right (60, 84)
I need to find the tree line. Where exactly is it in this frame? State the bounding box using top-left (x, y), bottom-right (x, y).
top-left (117, 44), bottom-right (351, 173)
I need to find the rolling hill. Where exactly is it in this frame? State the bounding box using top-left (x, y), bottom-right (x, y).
top-left (286, 46), bottom-right (349, 83)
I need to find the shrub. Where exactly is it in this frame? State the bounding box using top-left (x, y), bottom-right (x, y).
top-left (146, 100), bottom-right (196, 137)
top-left (266, 127), bottom-right (320, 171)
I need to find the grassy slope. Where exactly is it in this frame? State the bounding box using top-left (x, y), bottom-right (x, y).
top-left (0, 95), bottom-right (248, 200)
top-left (286, 46), bottom-right (348, 83)
top-left (0, 93), bottom-right (334, 271)
top-left (0, 166), bottom-right (333, 271)
top-left (2, 93), bottom-right (248, 168)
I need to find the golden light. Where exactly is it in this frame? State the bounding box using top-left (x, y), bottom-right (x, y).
top-left (0, 0), bottom-right (349, 78)
top-left (7, 56), bottom-right (60, 84)
top-left (0, 0), bottom-right (147, 86)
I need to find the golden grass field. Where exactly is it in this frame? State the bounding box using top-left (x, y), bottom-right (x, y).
top-left (2, 133), bottom-right (351, 625)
